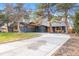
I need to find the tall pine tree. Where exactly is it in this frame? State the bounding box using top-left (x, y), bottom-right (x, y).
top-left (74, 12), bottom-right (79, 35)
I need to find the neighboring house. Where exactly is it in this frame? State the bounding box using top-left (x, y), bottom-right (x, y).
top-left (1, 23), bottom-right (8, 32)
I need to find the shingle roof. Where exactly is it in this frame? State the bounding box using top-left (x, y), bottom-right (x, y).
top-left (41, 18), bottom-right (66, 27)
top-left (52, 21), bottom-right (66, 27)
top-left (19, 17), bottom-right (66, 27)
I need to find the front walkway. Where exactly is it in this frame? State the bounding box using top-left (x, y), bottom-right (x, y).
top-left (0, 33), bottom-right (70, 56)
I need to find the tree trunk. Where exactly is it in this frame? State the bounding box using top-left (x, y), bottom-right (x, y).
top-left (47, 9), bottom-right (53, 33)
top-left (17, 22), bottom-right (21, 32)
top-left (64, 10), bottom-right (68, 33)
top-left (6, 22), bottom-right (8, 32)
top-left (48, 21), bottom-right (53, 33)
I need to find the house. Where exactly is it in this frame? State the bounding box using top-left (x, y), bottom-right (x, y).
top-left (36, 19), bottom-right (66, 33)
top-left (23, 17), bottom-right (67, 33)
top-left (51, 21), bottom-right (66, 33)
top-left (33, 17), bottom-right (66, 33)
top-left (0, 21), bottom-right (67, 33)
top-left (1, 15), bottom-right (73, 33)
top-left (12, 17), bottom-right (67, 33)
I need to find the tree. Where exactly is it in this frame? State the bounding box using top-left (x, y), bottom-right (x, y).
top-left (74, 11), bottom-right (79, 35)
top-left (0, 14), bottom-right (5, 20)
top-left (0, 14), bottom-right (5, 25)
top-left (35, 9), bottom-right (45, 17)
top-left (14, 3), bottom-right (25, 32)
top-left (4, 3), bottom-right (14, 32)
top-left (55, 3), bottom-right (76, 33)
top-left (37, 3), bottom-right (56, 32)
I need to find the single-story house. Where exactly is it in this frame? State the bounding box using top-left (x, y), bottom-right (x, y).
top-left (0, 17), bottom-right (72, 33)
top-left (7, 18), bottom-right (67, 33)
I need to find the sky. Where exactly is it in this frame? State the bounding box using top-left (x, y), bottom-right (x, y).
top-left (0, 3), bottom-right (77, 26)
top-left (0, 3), bottom-right (79, 16)
top-left (0, 3), bottom-right (38, 10)
top-left (24, 3), bottom-right (38, 10)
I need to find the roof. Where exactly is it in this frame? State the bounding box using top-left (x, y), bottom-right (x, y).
top-left (18, 18), bottom-right (66, 27)
top-left (52, 22), bottom-right (66, 27)
top-left (41, 18), bottom-right (49, 26)
top-left (41, 18), bottom-right (66, 27)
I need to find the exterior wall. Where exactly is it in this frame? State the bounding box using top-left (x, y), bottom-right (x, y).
top-left (62, 26), bottom-right (66, 33)
top-left (52, 26), bottom-right (66, 33)
top-left (20, 26), bottom-right (27, 32)
top-left (17, 25), bottom-right (66, 33)
top-left (52, 27), bottom-right (55, 32)
top-left (8, 26), bottom-right (13, 32)
top-left (27, 25), bottom-right (36, 32)
top-left (8, 22), bottom-right (66, 33)
top-left (8, 24), bottom-right (14, 32)
top-left (35, 26), bottom-right (47, 32)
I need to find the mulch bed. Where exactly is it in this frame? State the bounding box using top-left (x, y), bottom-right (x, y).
top-left (52, 34), bottom-right (79, 56)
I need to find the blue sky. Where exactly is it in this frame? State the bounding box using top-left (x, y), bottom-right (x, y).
top-left (0, 3), bottom-right (37, 10)
top-left (0, 3), bottom-right (5, 10)
top-left (0, 3), bottom-right (78, 16)
top-left (24, 3), bottom-right (37, 10)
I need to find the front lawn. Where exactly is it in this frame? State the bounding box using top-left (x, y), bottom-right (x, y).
top-left (0, 32), bottom-right (40, 43)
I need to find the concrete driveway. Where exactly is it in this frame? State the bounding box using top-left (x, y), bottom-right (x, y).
top-left (0, 33), bottom-right (70, 56)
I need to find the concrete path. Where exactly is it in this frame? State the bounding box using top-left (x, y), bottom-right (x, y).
top-left (0, 33), bottom-right (70, 56)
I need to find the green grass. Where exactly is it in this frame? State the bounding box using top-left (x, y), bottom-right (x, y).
top-left (0, 32), bottom-right (40, 43)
